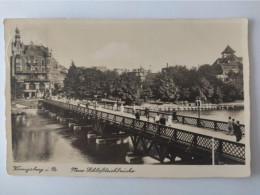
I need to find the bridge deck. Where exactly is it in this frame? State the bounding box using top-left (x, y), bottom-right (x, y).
top-left (90, 105), bottom-right (245, 144)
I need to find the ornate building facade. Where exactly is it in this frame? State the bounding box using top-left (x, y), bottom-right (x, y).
top-left (10, 27), bottom-right (67, 99)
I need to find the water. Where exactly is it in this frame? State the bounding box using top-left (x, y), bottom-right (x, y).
top-left (176, 107), bottom-right (244, 123)
top-left (12, 109), bottom-right (132, 164)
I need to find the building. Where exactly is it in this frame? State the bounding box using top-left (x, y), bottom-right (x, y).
top-left (212, 45), bottom-right (243, 76)
top-left (91, 66), bottom-right (107, 72)
top-left (113, 68), bottom-right (129, 75)
top-left (10, 27), bottom-right (68, 99)
top-left (130, 66), bottom-right (151, 81)
top-left (161, 63), bottom-right (172, 73)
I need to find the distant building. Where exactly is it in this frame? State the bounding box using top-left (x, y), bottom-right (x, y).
top-left (113, 68), bottom-right (129, 75)
top-left (161, 63), bottom-right (172, 73)
top-left (91, 66), bottom-right (107, 72)
top-left (10, 27), bottom-right (67, 99)
top-left (130, 67), bottom-right (151, 81)
top-left (212, 45), bottom-right (243, 76)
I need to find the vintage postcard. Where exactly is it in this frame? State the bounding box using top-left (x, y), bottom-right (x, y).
top-left (5, 18), bottom-right (250, 177)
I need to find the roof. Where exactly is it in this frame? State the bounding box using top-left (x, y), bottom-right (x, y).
top-left (222, 45), bottom-right (236, 54)
top-left (24, 44), bottom-right (48, 57)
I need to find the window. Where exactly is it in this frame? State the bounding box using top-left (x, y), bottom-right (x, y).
top-left (42, 60), bottom-right (44, 66)
top-left (15, 55), bottom-right (21, 64)
top-left (29, 83), bottom-right (35, 90)
top-left (16, 67), bottom-right (20, 72)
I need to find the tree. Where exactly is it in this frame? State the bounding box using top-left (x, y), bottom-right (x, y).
top-left (62, 61), bottom-right (243, 104)
top-left (52, 83), bottom-right (63, 96)
top-left (63, 61), bottom-right (81, 98)
top-left (152, 73), bottom-right (180, 102)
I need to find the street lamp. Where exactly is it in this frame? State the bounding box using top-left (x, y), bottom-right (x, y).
top-left (196, 97), bottom-right (201, 127)
top-left (104, 93), bottom-right (107, 108)
top-left (94, 95), bottom-right (97, 110)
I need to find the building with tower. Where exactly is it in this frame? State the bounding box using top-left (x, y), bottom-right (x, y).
top-left (10, 27), bottom-right (67, 99)
top-left (212, 45), bottom-right (243, 77)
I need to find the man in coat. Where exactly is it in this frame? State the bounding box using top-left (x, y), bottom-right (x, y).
top-left (233, 120), bottom-right (242, 142)
top-left (159, 115), bottom-right (166, 125)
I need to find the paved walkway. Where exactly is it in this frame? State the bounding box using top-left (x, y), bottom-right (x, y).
top-left (92, 105), bottom-right (245, 144)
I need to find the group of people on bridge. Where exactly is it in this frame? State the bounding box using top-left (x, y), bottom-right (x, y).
top-left (228, 116), bottom-right (242, 142)
top-left (49, 97), bottom-right (243, 143)
top-left (134, 107), bottom-right (178, 126)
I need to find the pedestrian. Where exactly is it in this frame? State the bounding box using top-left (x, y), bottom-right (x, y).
top-left (227, 116), bottom-right (233, 135)
top-left (172, 109), bottom-right (177, 123)
top-left (135, 111), bottom-right (140, 120)
top-left (132, 104), bottom-right (136, 115)
top-left (167, 115), bottom-right (173, 126)
top-left (120, 104), bottom-right (124, 113)
top-left (113, 102), bottom-right (117, 111)
top-left (144, 107), bottom-right (149, 119)
top-left (155, 113), bottom-right (160, 123)
top-left (159, 114), bottom-right (166, 125)
top-left (233, 121), bottom-right (242, 142)
top-left (231, 118), bottom-right (235, 135)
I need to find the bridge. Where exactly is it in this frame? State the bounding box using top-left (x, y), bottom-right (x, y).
top-left (41, 99), bottom-right (245, 165)
top-left (100, 103), bottom-right (245, 136)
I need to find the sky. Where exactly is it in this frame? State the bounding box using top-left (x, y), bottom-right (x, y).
top-left (4, 19), bottom-right (245, 72)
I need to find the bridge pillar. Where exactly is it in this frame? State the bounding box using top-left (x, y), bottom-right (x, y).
top-left (56, 116), bottom-right (61, 121)
top-left (96, 135), bottom-right (127, 145)
top-left (87, 131), bottom-right (97, 139)
top-left (50, 113), bottom-right (57, 119)
top-left (68, 122), bottom-right (75, 130)
top-left (60, 117), bottom-right (73, 125)
top-left (73, 125), bottom-right (81, 131)
top-left (125, 152), bottom-right (142, 164)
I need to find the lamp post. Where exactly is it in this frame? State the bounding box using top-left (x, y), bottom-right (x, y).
top-left (116, 97), bottom-right (119, 111)
top-left (94, 95), bottom-right (97, 110)
top-left (104, 93), bottom-right (107, 108)
top-left (196, 97), bottom-right (201, 127)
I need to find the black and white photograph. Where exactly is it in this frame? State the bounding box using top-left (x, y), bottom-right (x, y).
top-left (5, 19), bottom-right (250, 177)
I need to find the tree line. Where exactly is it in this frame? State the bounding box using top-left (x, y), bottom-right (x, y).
top-left (62, 61), bottom-right (243, 105)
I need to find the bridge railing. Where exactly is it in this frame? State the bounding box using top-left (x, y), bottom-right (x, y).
top-left (101, 103), bottom-right (245, 135)
top-left (42, 99), bottom-right (245, 163)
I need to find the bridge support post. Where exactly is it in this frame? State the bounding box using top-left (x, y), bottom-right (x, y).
top-left (87, 131), bottom-right (97, 139)
top-left (125, 152), bottom-right (142, 164)
top-left (68, 122), bottom-right (75, 130)
top-left (73, 125), bottom-right (81, 131)
top-left (50, 113), bottom-right (57, 120)
top-left (56, 116), bottom-right (61, 121)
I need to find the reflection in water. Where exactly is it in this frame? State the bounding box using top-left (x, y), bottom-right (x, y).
top-left (12, 109), bottom-right (131, 164)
